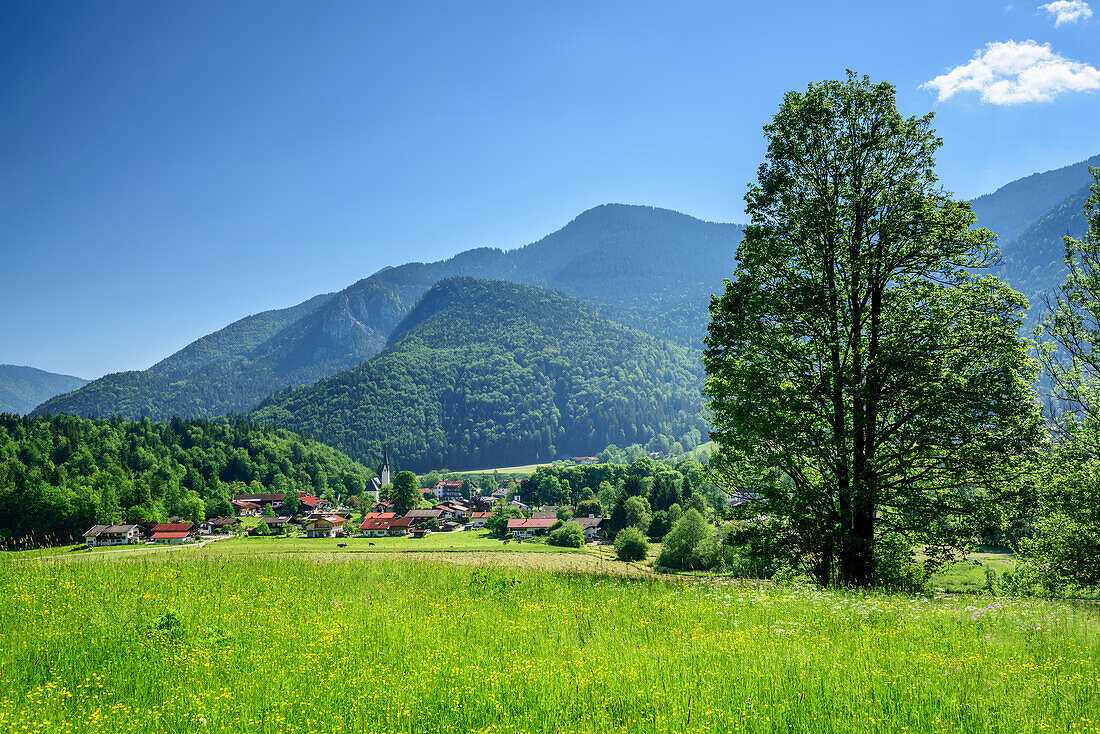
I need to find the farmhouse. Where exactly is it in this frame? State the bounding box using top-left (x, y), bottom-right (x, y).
top-left (151, 530), bottom-right (194, 544)
top-left (359, 513), bottom-right (397, 537)
top-left (232, 493), bottom-right (285, 510)
top-left (405, 509), bottom-right (444, 525)
top-left (248, 516), bottom-right (293, 535)
top-left (571, 456), bottom-right (598, 465)
top-left (83, 524), bottom-right (144, 547)
top-left (151, 522), bottom-right (196, 534)
top-left (469, 511), bottom-right (492, 527)
top-left (231, 500), bottom-right (262, 517)
top-left (200, 518), bottom-right (241, 534)
top-left (304, 516), bottom-right (347, 538)
top-left (387, 517), bottom-right (415, 536)
top-left (505, 518), bottom-right (557, 537)
top-left (571, 516), bottom-right (606, 541)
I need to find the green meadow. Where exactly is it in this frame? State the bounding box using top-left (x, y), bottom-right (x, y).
top-left (1, 553), bottom-right (1097, 734)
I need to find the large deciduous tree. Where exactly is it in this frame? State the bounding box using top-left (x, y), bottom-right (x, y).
top-left (705, 73), bottom-right (1041, 587)
top-left (391, 471), bottom-right (421, 516)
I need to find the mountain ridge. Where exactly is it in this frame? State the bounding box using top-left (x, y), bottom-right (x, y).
top-left (0, 365), bottom-right (89, 415)
top-left (35, 204), bottom-right (743, 421)
top-left (251, 277), bottom-right (709, 472)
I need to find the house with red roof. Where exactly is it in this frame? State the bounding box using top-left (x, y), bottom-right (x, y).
top-left (151, 522), bottom-right (196, 534)
top-left (231, 499), bottom-right (262, 517)
top-left (505, 518), bottom-right (557, 538)
top-left (469, 511), bottom-right (492, 528)
top-left (432, 480), bottom-right (464, 501)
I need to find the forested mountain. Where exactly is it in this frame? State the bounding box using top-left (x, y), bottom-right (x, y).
top-left (35, 205), bottom-right (742, 422)
top-left (150, 292), bottom-right (335, 373)
top-left (0, 366), bottom-right (88, 415)
top-left (997, 183), bottom-right (1093, 310)
top-left (970, 153), bottom-right (1100, 245)
top-left (0, 414), bottom-right (374, 543)
top-left (251, 278), bottom-right (708, 472)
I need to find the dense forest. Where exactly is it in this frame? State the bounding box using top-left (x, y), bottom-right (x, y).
top-left (252, 278), bottom-right (708, 471)
top-left (0, 365), bottom-right (88, 415)
top-left (0, 414), bottom-right (374, 543)
top-left (35, 205), bottom-right (742, 422)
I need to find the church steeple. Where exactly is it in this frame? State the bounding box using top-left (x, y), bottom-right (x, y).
top-left (381, 449), bottom-right (391, 487)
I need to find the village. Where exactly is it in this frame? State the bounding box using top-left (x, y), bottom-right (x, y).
top-left (80, 477), bottom-right (608, 547)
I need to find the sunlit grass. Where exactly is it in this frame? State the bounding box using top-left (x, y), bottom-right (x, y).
top-left (1, 553), bottom-right (1097, 733)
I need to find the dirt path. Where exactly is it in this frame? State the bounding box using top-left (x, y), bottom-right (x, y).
top-left (16, 534), bottom-right (230, 562)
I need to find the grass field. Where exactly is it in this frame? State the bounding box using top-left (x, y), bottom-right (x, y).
top-left (448, 462), bottom-right (547, 474)
top-left (1, 552), bottom-right (1097, 734)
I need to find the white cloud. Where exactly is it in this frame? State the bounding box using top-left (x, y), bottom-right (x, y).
top-left (1040, 0), bottom-right (1093, 25)
top-left (922, 40), bottom-right (1100, 104)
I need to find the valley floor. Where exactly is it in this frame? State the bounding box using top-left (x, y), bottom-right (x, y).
top-left (1, 549), bottom-right (1097, 733)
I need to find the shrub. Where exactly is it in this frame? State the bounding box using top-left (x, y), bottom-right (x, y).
top-left (656, 509), bottom-right (716, 570)
top-left (614, 526), bottom-right (648, 561)
top-left (548, 521), bottom-right (585, 548)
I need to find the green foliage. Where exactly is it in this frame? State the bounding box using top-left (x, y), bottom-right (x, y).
top-left (391, 471), bottom-right (421, 516)
top-left (252, 279), bottom-right (708, 471)
top-left (280, 488), bottom-right (301, 518)
top-left (547, 521), bottom-right (585, 548)
top-left (656, 509), bottom-right (716, 571)
top-left (622, 496), bottom-right (652, 535)
top-left (613, 525), bottom-right (648, 561)
top-left (575, 499), bottom-right (602, 518)
top-left (0, 414), bottom-right (372, 544)
top-left (705, 73), bottom-right (1042, 587)
top-left (1027, 169), bottom-right (1100, 595)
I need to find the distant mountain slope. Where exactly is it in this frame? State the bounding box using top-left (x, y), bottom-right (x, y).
top-left (150, 292), bottom-right (335, 373)
top-left (997, 183), bottom-right (1093, 309)
top-left (970, 153), bottom-right (1100, 244)
top-left (38, 205), bottom-right (742, 422)
top-left (0, 365), bottom-right (88, 415)
top-left (251, 278), bottom-right (708, 472)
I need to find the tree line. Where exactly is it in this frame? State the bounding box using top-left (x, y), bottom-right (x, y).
top-left (0, 414), bottom-right (375, 544)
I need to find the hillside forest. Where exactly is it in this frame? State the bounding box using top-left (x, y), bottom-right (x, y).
top-left (0, 414), bottom-right (375, 544)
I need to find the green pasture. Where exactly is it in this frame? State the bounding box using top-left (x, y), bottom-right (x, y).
top-left (0, 553), bottom-right (1097, 734)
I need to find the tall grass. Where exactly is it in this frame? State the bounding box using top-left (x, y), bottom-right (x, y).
top-left (0, 554), bottom-right (1096, 733)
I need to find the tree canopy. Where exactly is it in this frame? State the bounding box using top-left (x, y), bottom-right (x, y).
top-left (705, 73), bottom-right (1042, 587)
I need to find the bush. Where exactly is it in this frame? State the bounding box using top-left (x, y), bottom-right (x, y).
top-left (656, 509), bottom-right (716, 570)
top-left (614, 526), bottom-right (648, 561)
top-left (548, 522), bottom-right (585, 548)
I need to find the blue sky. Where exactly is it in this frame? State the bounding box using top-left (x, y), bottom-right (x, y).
top-left (2, 0), bottom-right (1098, 378)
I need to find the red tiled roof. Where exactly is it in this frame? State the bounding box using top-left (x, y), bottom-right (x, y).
top-left (299, 495), bottom-right (322, 506)
top-left (472, 512), bottom-right (492, 519)
top-left (152, 523), bottom-right (194, 533)
top-left (436, 480), bottom-right (464, 489)
top-left (152, 531), bottom-right (191, 539)
top-left (506, 518), bottom-right (557, 530)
